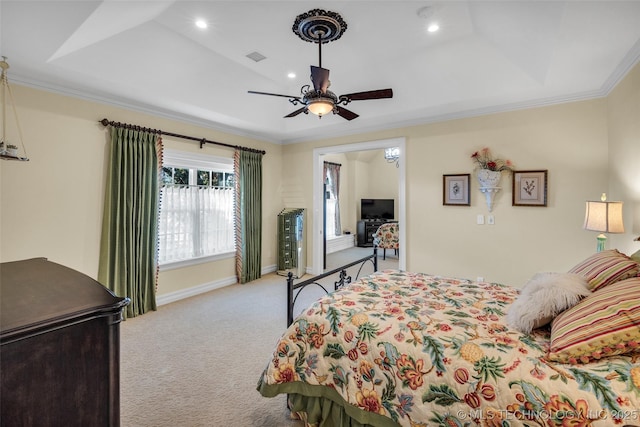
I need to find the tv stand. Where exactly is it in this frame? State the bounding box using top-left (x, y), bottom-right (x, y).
top-left (356, 219), bottom-right (386, 247)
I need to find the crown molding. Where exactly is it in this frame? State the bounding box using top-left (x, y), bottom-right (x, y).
top-left (600, 38), bottom-right (640, 95)
top-left (9, 75), bottom-right (283, 145)
top-left (10, 43), bottom-right (639, 147)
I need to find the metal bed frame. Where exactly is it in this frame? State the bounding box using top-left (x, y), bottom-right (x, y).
top-left (286, 248), bottom-right (378, 326)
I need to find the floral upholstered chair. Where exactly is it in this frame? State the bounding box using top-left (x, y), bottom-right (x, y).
top-left (372, 222), bottom-right (399, 260)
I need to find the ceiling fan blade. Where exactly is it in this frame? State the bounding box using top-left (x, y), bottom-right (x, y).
top-left (340, 88), bottom-right (393, 101)
top-left (284, 107), bottom-right (307, 118)
top-left (310, 66), bottom-right (330, 93)
top-left (336, 106), bottom-right (359, 121)
top-left (248, 90), bottom-right (301, 100)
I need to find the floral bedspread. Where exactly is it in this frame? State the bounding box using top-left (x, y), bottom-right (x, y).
top-left (258, 270), bottom-right (640, 427)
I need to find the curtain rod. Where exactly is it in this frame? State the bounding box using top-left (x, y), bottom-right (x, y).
top-left (99, 118), bottom-right (266, 155)
top-left (324, 161), bottom-right (342, 167)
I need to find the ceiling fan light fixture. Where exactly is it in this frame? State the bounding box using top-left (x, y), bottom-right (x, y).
top-left (247, 9), bottom-right (392, 122)
top-left (307, 98), bottom-right (334, 116)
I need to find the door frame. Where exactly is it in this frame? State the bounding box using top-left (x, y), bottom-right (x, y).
top-left (312, 137), bottom-right (406, 275)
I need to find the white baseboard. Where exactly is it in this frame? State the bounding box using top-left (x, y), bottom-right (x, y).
top-left (156, 276), bottom-right (236, 306)
top-left (156, 263), bottom-right (278, 306)
top-left (326, 234), bottom-right (356, 254)
top-left (262, 264), bottom-right (277, 275)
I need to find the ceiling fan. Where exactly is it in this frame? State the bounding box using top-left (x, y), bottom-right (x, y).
top-left (248, 9), bottom-right (393, 121)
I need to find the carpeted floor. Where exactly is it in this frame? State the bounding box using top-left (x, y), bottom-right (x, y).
top-left (120, 247), bottom-right (398, 426)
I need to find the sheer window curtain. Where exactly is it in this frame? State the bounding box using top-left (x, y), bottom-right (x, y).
top-left (158, 185), bottom-right (234, 262)
top-left (98, 127), bottom-right (161, 318)
top-left (234, 150), bottom-right (263, 284)
top-left (324, 162), bottom-right (342, 237)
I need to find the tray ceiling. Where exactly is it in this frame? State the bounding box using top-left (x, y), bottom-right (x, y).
top-left (2, 1), bottom-right (640, 144)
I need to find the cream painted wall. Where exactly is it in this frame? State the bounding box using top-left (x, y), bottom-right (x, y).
top-left (342, 156), bottom-right (358, 234)
top-left (607, 63), bottom-right (640, 256)
top-left (352, 159), bottom-right (372, 222)
top-left (365, 150), bottom-right (400, 219)
top-left (282, 98), bottom-right (611, 287)
top-left (2, 63), bottom-right (637, 301)
top-left (0, 84), bottom-right (282, 298)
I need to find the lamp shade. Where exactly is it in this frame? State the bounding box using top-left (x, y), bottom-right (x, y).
top-left (307, 99), bottom-right (334, 116)
top-left (583, 200), bottom-right (625, 233)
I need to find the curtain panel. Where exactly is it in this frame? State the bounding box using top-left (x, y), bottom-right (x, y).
top-left (98, 128), bottom-right (161, 318)
top-left (234, 150), bottom-right (263, 284)
top-left (324, 162), bottom-right (342, 236)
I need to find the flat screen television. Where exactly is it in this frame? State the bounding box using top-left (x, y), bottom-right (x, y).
top-left (361, 198), bottom-right (394, 220)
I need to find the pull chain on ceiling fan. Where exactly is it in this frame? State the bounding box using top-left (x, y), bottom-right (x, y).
top-left (248, 9), bottom-right (393, 121)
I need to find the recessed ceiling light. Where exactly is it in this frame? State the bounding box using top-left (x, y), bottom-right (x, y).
top-left (427, 23), bottom-right (440, 33)
top-left (287, 72), bottom-right (296, 79)
top-left (195, 19), bottom-right (208, 29)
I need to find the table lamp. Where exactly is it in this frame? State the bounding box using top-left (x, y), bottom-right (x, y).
top-left (583, 193), bottom-right (624, 252)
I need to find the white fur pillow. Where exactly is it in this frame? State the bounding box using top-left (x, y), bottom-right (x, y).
top-left (506, 272), bottom-right (591, 334)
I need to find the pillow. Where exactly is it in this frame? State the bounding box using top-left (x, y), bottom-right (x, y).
top-left (506, 272), bottom-right (590, 334)
top-left (568, 249), bottom-right (640, 291)
top-left (547, 277), bottom-right (640, 364)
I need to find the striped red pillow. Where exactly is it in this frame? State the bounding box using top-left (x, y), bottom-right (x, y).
top-left (548, 277), bottom-right (640, 364)
top-left (568, 249), bottom-right (640, 291)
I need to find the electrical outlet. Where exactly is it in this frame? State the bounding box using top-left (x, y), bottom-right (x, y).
top-left (477, 276), bottom-right (484, 282)
top-left (487, 215), bottom-right (495, 225)
top-left (476, 214), bottom-right (484, 225)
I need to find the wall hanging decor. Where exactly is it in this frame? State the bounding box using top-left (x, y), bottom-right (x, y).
top-left (0, 57), bottom-right (29, 161)
top-left (512, 170), bottom-right (548, 207)
top-left (471, 148), bottom-right (513, 211)
top-left (443, 174), bottom-right (470, 206)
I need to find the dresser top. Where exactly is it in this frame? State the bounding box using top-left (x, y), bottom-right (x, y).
top-left (0, 258), bottom-right (128, 339)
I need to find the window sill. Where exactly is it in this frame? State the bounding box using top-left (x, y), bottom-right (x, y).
top-left (159, 251), bottom-right (235, 272)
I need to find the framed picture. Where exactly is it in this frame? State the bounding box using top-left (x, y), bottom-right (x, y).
top-left (512, 170), bottom-right (548, 207)
top-left (443, 174), bottom-right (470, 206)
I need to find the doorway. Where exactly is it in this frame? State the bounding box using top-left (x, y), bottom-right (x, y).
top-left (312, 137), bottom-right (406, 275)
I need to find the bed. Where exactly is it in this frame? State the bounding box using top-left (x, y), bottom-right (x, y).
top-left (258, 249), bottom-right (640, 427)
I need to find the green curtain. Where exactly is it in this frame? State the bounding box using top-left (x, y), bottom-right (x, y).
top-left (234, 150), bottom-right (263, 284)
top-left (98, 127), bottom-right (160, 318)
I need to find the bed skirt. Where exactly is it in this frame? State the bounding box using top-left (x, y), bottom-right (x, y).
top-left (257, 380), bottom-right (397, 427)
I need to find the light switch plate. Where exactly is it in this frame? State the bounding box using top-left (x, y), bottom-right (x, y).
top-left (477, 214), bottom-right (484, 225)
top-left (487, 215), bottom-right (495, 225)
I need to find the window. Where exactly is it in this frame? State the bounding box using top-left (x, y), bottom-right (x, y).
top-left (325, 173), bottom-right (338, 239)
top-left (158, 149), bottom-right (235, 267)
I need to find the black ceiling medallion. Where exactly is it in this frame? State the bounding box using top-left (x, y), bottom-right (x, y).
top-left (292, 9), bottom-right (347, 44)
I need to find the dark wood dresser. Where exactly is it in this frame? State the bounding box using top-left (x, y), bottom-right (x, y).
top-left (0, 258), bottom-right (129, 426)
